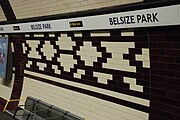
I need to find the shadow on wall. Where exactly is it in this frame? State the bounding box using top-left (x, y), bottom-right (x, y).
top-left (0, 78), bottom-right (13, 88)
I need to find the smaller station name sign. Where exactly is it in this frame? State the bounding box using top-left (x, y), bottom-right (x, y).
top-left (0, 4), bottom-right (180, 33)
top-left (31, 23), bottom-right (52, 30)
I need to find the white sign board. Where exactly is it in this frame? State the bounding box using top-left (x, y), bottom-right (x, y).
top-left (0, 4), bottom-right (180, 33)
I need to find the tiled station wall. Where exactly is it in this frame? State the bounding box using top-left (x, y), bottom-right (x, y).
top-left (8, 0), bottom-right (142, 19)
top-left (20, 30), bottom-right (150, 120)
top-left (0, 26), bottom-right (180, 120)
top-left (0, 0), bottom-right (179, 119)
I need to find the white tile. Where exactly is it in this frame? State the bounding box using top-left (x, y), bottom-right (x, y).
top-left (52, 65), bottom-right (61, 74)
top-left (101, 42), bottom-right (137, 72)
top-left (41, 41), bottom-right (56, 60)
top-left (57, 36), bottom-right (75, 50)
top-left (74, 32), bottom-right (82, 37)
top-left (124, 77), bottom-right (143, 92)
top-left (143, 62), bottom-right (150, 68)
top-left (27, 40), bottom-right (41, 59)
top-left (34, 34), bottom-right (44, 37)
top-left (136, 54), bottom-right (143, 61)
top-left (22, 43), bottom-right (27, 54)
top-left (57, 54), bottom-right (77, 72)
top-left (74, 69), bottom-right (85, 79)
top-left (11, 43), bottom-right (14, 52)
top-left (94, 72), bottom-right (112, 84)
top-left (25, 34), bottom-right (30, 37)
top-left (121, 30), bottom-right (134, 36)
top-left (135, 48), bottom-right (150, 68)
top-left (90, 31), bottom-right (110, 37)
top-left (49, 33), bottom-right (55, 37)
top-left (26, 61), bottom-right (32, 68)
top-left (60, 33), bottom-right (68, 37)
top-left (142, 48), bottom-right (150, 55)
top-left (77, 42), bottom-right (102, 66)
top-left (37, 62), bottom-right (46, 71)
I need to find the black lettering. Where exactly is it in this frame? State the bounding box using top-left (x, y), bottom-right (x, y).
top-left (109, 16), bottom-right (136, 25)
top-left (120, 17), bottom-right (124, 24)
top-left (141, 14), bottom-right (147, 23)
top-left (38, 24), bottom-right (42, 29)
top-left (31, 24), bottom-right (42, 30)
top-left (126, 16), bottom-right (131, 24)
top-left (152, 13), bottom-right (159, 22)
top-left (113, 17), bottom-right (118, 25)
top-left (42, 24), bottom-right (52, 29)
top-left (42, 24), bottom-right (46, 29)
top-left (130, 15), bottom-right (135, 23)
top-left (109, 18), bottom-right (113, 25)
top-left (146, 14), bottom-right (153, 22)
top-left (123, 17), bottom-right (126, 24)
top-left (117, 17), bottom-right (121, 24)
top-left (119, 17), bottom-right (124, 24)
top-left (137, 15), bottom-right (141, 23)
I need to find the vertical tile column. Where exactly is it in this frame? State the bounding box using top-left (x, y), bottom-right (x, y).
top-left (149, 27), bottom-right (180, 120)
top-left (6, 35), bottom-right (25, 110)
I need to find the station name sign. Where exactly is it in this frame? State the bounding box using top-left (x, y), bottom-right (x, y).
top-left (0, 4), bottom-right (180, 33)
top-left (31, 23), bottom-right (52, 30)
top-left (109, 13), bottom-right (159, 25)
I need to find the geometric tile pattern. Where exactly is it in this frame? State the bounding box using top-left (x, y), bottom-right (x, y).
top-left (124, 77), bottom-right (143, 92)
top-left (26, 40), bottom-right (41, 59)
top-left (22, 43), bottom-right (27, 54)
top-left (37, 62), bottom-right (46, 71)
top-left (26, 61), bottom-right (32, 68)
top-left (77, 42), bottom-right (102, 66)
top-left (41, 41), bottom-right (56, 61)
top-left (57, 34), bottom-right (75, 50)
top-left (136, 48), bottom-right (150, 68)
top-left (52, 65), bottom-right (61, 74)
top-left (57, 54), bottom-right (77, 72)
top-left (93, 72), bottom-right (112, 84)
top-left (102, 42), bottom-right (136, 72)
top-left (23, 30), bottom-right (151, 115)
top-left (74, 69), bottom-right (85, 79)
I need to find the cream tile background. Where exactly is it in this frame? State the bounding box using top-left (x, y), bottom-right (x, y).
top-left (0, 74), bottom-right (15, 100)
top-left (21, 75), bottom-right (149, 120)
top-left (9, 0), bottom-right (143, 19)
top-left (0, 6), bottom-right (6, 21)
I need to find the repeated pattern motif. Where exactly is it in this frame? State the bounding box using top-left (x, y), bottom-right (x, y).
top-left (23, 31), bottom-right (150, 114)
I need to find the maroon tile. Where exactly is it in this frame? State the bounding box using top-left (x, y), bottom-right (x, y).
top-left (158, 69), bottom-right (175, 77)
top-left (157, 56), bottom-right (176, 63)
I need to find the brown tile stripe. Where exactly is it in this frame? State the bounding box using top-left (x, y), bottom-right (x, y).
top-left (0, 97), bottom-right (7, 111)
top-left (6, 36), bottom-right (25, 110)
top-left (0, 0), bottom-right (23, 111)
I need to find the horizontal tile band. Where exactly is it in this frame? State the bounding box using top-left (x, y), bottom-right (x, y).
top-left (24, 70), bottom-right (149, 108)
